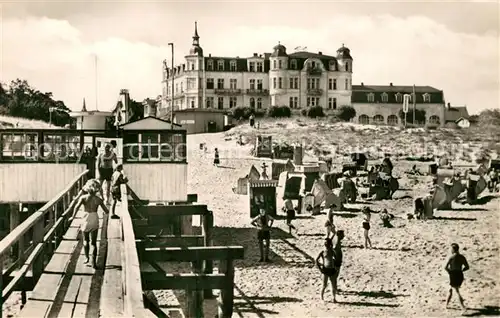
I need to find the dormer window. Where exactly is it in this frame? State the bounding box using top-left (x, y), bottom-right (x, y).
top-left (191, 63), bottom-right (195, 70)
top-left (367, 93), bottom-right (375, 103)
top-left (423, 93), bottom-right (431, 103)
top-left (290, 59), bottom-right (297, 69)
top-left (229, 60), bottom-right (237, 71)
top-left (329, 61), bottom-right (336, 71)
top-left (273, 60), bottom-right (277, 69)
top-left (311, 61), bottom-right (316, 68)
top-left (207, 60), bottom-right (214, 71)
top-left (395, 92), bottom-right (402, 103)
top-left (217, 60), bottom-right (224, 71)
top-left (381, 92), bottom-right (388, 103)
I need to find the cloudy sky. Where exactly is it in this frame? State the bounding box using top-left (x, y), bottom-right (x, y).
top-left (1, 0), bottom-right (498, 114)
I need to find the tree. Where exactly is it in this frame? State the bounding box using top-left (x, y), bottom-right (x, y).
top-left (336, 106), bottom-right (356, 121)
top-left (398, 109), bottom-right (426, 124)
top-left (0, 79), bottom-right (71, 126)
top-left (128, 99), bottom-right (145, 122)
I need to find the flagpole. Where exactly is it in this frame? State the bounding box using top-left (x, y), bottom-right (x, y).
top-left (412, 84), bottom-right (416, 125)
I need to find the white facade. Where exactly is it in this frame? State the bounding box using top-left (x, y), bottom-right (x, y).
top-left (160, 23), bottom-right (352, 114)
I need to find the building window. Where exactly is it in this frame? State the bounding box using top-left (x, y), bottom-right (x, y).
top-left (206, 97), bottom-right (214, 108)
top-left (311, 61), bottom-right (316, 68)
top-left (257, 97), bottom-right (262, 109)
top-left (230, 79), bottom-right (237, 89)
top-left (306, 97), bottom-right (320, 107)
top-left (423, 93), bottom-right (431, 103)
top-left (229, 60), bottom-right (237, 71)
top-left (307, 78), bottom-right (320, 89)
top-left (344, 78), bottom-right (349, 90)
top-left (123, 132), bottom-right (186, 163)
top-left (249, 62), bottom-right (255, 72)
top-left (257, 79), bottom-right (263, 90)
top-left (187, 78), bottom-right (195, 89)
top-left (290, 59), bottom-right (297, 70)
top-left (367, 93), bottom-right (375, 102)
top-left (289, 77), bottom-right (298, 89)
top-left (358, 115), bottom-right (369, 124)
top-left (381, 92), bottom-right (388, 103)
top-left (273, 60), bottom-right (277, 69)
top-left (191, 63), bottom-right (195, 70)
top-left (278, 60), bottom-right (282, 69)
top-left (429, 115), bottom-right (440, 124)
top-left (250, 97), bottom-right (255, 108)
top-left (278, 77), bottom-right (283, 89)
top-left (217, 60), bottom-right (224, 71)
top-left (329, 61), bottom-right (336, 71)
top-left (273, 77), bottom-right (277, 89)
top-left (207, 60), bottom-right (213, 71)
top-left (345, 62), bottom-right (350, 72)
top-left (328, 78), bottom-right (336, 90)
top-left (373, 115), bottom-right (384, 124)
top-left (257, 62), bottom-right (263, 72)
top-left (328, 97), bottom-right (337, 109)
top-left (206, 78), bottom-right (214, 89)
top-left (217, 79), bottom-right (224, 89)
top-left (249, 79), bottom-right (255, 90)
top-left (229, 97), bottom-right (237, 108)
top-left (387, 115), bottom-right (398, 125)
top-left (289, 96), bottom-right (298, 109)
top-left (180, 83), bottom-right (184, 93)
top-left (218, 97), bottom-right (224, 109)
top-left (395, 93), bottom-right (402, 103)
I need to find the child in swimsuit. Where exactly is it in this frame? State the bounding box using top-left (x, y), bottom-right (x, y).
top-left (331, 230), bottom-right (345, 302)
top-left (110, 164), bottom-right (128, 219)
top-left (324, 207), bottom-right (336, 239)
top-left (362, 206), bottom-right (372, 249)
top-left (445, 243), bottom-right (469, 310)
top-left (316, 238), bottom-right (336, 301)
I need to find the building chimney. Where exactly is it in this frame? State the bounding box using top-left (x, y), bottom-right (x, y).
top-left (447, 102), bottom-right (451, 109)
top-left (390, 82), bottom-right (393, 86)
top-left (209, 53), bottom-right (211, 57)
top-left (318, 51), bottom-right (322, 55)
top-left (253, 53), bottom-right (258, 57)
top-left (361, 82), bottom-right (364, 86)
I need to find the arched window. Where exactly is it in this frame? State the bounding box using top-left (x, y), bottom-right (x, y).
top-left (429, 115), bottom-right (440, 125)
top-left (381, 92), bottom-right (388, 103)
top-left (373, 115), bottom-right (384, 124)
top-left (290, 59), bottom-right (297, 69)
top-left (207, 60), bottom-right (214, 71)
top-left (345, 62), bottom-right (350, 72)
top-left (250, 98), bottom-right (255, 109)
top-left (395, 93), bottom-right (402, 103)
top-left (387, 115), bottom-right (398, 126)
top-left (358, 114), bottom-right (369, 124)
top-left (257, 98), bottom-right (262, 109)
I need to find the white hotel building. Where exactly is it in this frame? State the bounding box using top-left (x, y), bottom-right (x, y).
top-left (160, 22), bottom-right (353, 114)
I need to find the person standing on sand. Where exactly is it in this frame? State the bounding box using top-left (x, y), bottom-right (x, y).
top-left (283, 197), bottom-right (296, 234)
top-left (362, 207), bottom-right (372, 249)
top-left (324, 206), bottom-right (336, 239)
top-left (331, 230), bottom-right (344, 302)
top-left (316, 238), bottom-right (336, 301)
top-left (69, 183), bottom-right (110, 269)
top-left (251, 206), bottom-right (274, 262)
top-left (213, 148), bottom-right (220, 167)
top-left (445, 243), bottom-right (470, 310)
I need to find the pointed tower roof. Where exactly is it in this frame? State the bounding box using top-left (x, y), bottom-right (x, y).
top-left (189, 21), bottom-right (203, 56)
top-left (82, 98), bottom-right (87, 112)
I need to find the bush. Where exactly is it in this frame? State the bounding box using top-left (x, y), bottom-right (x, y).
top-left (267, 105), bottom-right (291, 118)
top-left (337, 105), bottom-right (356, 122)
top-left (302, 106), bottom-right (325, 118)
top-left (231, 106), bottom-right (253, 120)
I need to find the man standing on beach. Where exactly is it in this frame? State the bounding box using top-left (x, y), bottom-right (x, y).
top-left (445, 243), bottom-right (469, 310)
top-left (251, 205), bottom-right (274, 262)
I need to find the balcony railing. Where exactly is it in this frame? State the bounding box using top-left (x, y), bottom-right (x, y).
top-left (307, 67), bottom-right (322, 76)
top-left (246, 89), bottom-right (269, 95)
top-left (307, 88), bottom-right (323, 96)
top-left (214, 88), bottom-right (242, 95)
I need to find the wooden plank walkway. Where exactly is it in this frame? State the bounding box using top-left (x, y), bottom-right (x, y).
top-left (18, 205), bottom-right (122, 318)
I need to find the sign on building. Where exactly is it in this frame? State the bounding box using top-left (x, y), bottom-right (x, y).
top-left (403, 94), bottom-right (411, 113)
top-left (180, 119), bottom-right (195, 124)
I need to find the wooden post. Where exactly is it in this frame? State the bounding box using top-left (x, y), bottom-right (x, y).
top-left (31, 219), bottom-right (45, 282)
top-left (9, 204), bottom-right (20, 262)
top-left (186, 260), bottom-right (204, 318)
top-left (202, 211), bottom-right (214, 299)
top-left (217, 259), bottom-right (234, 318)
top-left (1, 253), bottom-right (3, 318)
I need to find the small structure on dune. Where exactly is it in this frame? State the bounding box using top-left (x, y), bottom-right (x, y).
top-left (233, 165), bottom-right (261, 195)
top-left (248, 179), bottom-right (279, 218)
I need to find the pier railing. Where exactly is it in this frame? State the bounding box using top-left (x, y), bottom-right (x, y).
top-left (0, 170), bottom-right (89, 310)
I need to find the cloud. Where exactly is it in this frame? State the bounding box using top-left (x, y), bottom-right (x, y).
top-left (0, 14), bottom-right (498, 113)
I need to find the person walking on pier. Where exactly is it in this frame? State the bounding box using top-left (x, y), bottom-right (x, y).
top-left (251, 206), bottom-right (274, 262)
top-left (110, 164), bottom-right (128, 219)
top-left (97, 143), bottom-right (117, 204)
top-left (70, 184), bottom-right (110, 269)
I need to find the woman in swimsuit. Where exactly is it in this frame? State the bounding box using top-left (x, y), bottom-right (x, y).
top-left (362, 206), bottom-right (372, 249)
top-left (316, 238), bottom-right (336, 301)
top-left (324, 206), bottom-right (336, 239)
top-left (213, 148), bottom-right (220, 166)
top-left (331, 230), bottom-right (344, 302)
top-left (70, 181), bottom-right (110, 269)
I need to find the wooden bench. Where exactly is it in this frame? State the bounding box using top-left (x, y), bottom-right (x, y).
top-left (19, 207), bottom-right (106, 318)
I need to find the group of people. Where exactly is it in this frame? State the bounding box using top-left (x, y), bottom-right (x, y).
top-left (67, 143), bottom-right (128, 269)
top-left (251, 197), bottom-right (471, 309)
